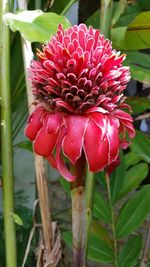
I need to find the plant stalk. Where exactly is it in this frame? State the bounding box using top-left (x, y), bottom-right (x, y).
top-left (17, 1), bottom-right (54, 265)
top-left (105, 172), bottom-right (118, 267)
top-left (71, 156), bottom-right (86, 267)
top-left (100, 0), bottom-right (113, 38)
top-left (0, 0), bottom-right (17, 266)
top-left (85, 170), bottom-right (95, 257)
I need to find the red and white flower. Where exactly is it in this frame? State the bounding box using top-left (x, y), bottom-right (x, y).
top-left (25, 24), bottom-right (135, 181)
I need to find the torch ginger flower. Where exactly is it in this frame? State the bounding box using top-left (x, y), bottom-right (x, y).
top-left (25, 24), bottom-right (135, 181)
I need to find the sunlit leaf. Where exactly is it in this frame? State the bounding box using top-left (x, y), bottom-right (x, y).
top-left (11, 213), bottom-right (23, 226)
top-left (4, 10), bottom-right (71, 43)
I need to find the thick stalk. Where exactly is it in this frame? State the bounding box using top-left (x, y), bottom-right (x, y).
top-left (0, 1), bottom-right (17, 267)
top-left (71, 156), bottom-right (86, 267)
top-left (85, 170), bottom-right (95, 257)
top-left (105, 172), bottom-right (118, 267)
top-left (17, 1), bottom-right (54, 265)
top-left (100, 0), bottom-right (113, 38)
top-left (71, 186), bottom-right (86, 267)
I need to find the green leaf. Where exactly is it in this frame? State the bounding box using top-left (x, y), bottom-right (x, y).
top-left (85, 10), bottom-right (99, 29)
top-left (62, 231), bottom-right (72, 248)
top-left (95, 171), bottom-right (106, 188)
top-left (137, 0), bottom-right (150, 11)
top-left (111, 26), bottom-right (127, 50)
top-left (11, 213), bottom-right (23, 226)
top-left (124, 151), bottom-right (141, 169)
top-left (125, 11), bottom-right (150, 50)
top-left (15, 140), bottom-right (33, 152)
top-left (4, 10), bottom-right (71, 43)
top-left (116, 185), bottom-right (150, 239)
top-left (93, 191), bottom-right (111, 223)
top-left (115, 3), bottom-right (140, 27)
top-left (126, 97), bottom-right (150, 114)
top-left (62, 231), bottom-right (113, 264)
top-left (130, 130), bottom-right (150, 163)
top-left (91, 220), bottom-right (112, 247)
top-left (88, 235), bottom-right (113, 264)
top-left (59, 177), bottom-right (70, 195)
top-left (118, 163), bottom-right (149, 200)
top-left (112, 0), bottom-right (127, 26)
top-left (118, 235), bottom-right (142, 267)
top-left (110, 154), bottom-right (125, 204)
top-left (125, 51), bottom-right (150, 84)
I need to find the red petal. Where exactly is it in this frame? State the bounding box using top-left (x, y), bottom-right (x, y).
top-left (121, 119), bottom-right (135, 138)
top-left (85, 106), bottom-right (108, 114)
top-left (47, 155), bottom-right (57, 169)
top-left (56, 127), bottom-right (76, 182)
top-left (84, 120), bottom-right (109, 172)
top-left (47, 112), bottom-right (62, 134)
top-left (107, 116), bottom-right (119, 163)
top-left (25, 107), bottom-right (45, 141)
top-left (113, 109), bottom-right (133, 122)
top-left (34, 116), bottom-right (59, 157)
top-left (62, 116), bottom-right (88, 165)
top-left (87, 112), bottom-right (107, 139)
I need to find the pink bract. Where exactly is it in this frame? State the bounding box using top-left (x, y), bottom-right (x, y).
top-left (25, 24), bottom-right (135, 181)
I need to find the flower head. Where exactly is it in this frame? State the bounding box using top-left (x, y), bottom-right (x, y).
top-left (25, 24), bottom-right (135, 181)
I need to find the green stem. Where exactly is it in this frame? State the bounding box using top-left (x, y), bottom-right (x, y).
top-left (34, 0), bottom-right (41, 9)
top-left (105, 172), bottom-right (118, 267)
top-left (61, 0), bottom-right (76, 15)
top-left (100, 0), bottom-right (113, 38)
top-left (0, 1), bottom-right (17, 267)
top-left (85, 170), bottom-right (95, 258)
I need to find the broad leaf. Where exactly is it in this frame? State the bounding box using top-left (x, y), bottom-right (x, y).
top-left (118, 235), bottom-right (142, 267)
top-left (112, 0), bottom-right (127, 26)
top-left (111, 26), bottom-right (127, 50)
top-left (62, 231), bottom-right (113, 264)
top-left (88, 235), bottom-right (113, 264)
top-left (91, 220), bottom-right (112, 246)
top-left (115, 3), bottom-right (140, 27)
top-left (62, 231), bottom-right (72, 248)
top-left (125, 11), bottom-right (150, 50)
top-left (59, 177), bottom-right (70, 195)
top-left (116, 185), bottom-right (150, 239)
top-left (118, 163), bottom-right (149, 199)
top-left (11, 213), bottom-right (23, 226)
top-left (110, 153), bottom-right (125, 204)
top-left (125, 51), bottom-right (150, 84)
top-left (130, 130), bottom-right (150, 163)
top-left (4, 10), bottom-right (71, 43)
top-left (93, 191), bottom-right (111, 223)
top-left (126, 97), bottom-right (150, 114)
top-left (112, 12), bottom-right (150, 50)
top-left (15, 140), bottom-right (33, 152)
top-left (124, 151), bottom-right (141, 169)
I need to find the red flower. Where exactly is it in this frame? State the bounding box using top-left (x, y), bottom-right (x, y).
top-left (25, 24), bottom-right (135, 181)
